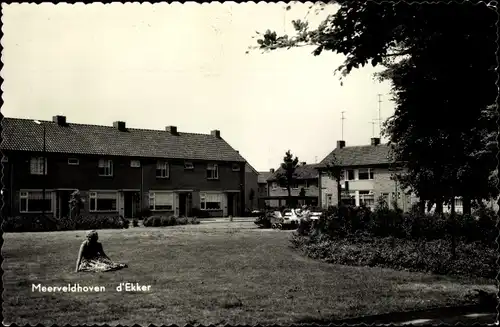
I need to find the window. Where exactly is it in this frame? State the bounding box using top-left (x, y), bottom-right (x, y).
top-left (272, 182), bottom-right (278, 190)
top-left (454, 197), bottom-right (463, 207)
top-left (130, 160), bottom-right (141, 168)
top-left (20, 191), bottom-right (52, 212)
top-left (232, 163), bottom-right (241, 171)
top-left (207, 163), bottom-right (219, 179)
top-left (359, 190), bottom-right (375, 207)
top-left (30, 157), bottom-right (47, 175)
top-left (184, 161), bottom-right (194, 170)
top-left (98, 159), bottom-right (113, 176)
top-left (344, 169), bottom-right (355, 181)
top-left (358, 168), bottom-right (374, 180)
top-left (149, 191), bottom-right (174, 211)
top-left (292, 182), bottom-right (299, 189)
top-left (68, 158), bottom-right (79, 165)
top-left (156, 161), bottom-right (169, 178)
top-left (89, 191), bottom-right (117, 212)
top-left (200, 193), bottom-right (223, 210)
top-left (303, 180), bottom-right (309, 189)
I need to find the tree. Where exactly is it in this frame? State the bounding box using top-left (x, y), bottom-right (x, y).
top-left (277, 150), bottom-right (300, 207)
top-left (249, 188), bottom-right (255, 209)
top-left (323, 153), bottom-right (344, 207)
top-left (252, 1), bottom-right (498, 213)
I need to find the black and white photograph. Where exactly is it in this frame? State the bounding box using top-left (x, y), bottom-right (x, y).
top-left (1, 1), bottom-right (498, 325)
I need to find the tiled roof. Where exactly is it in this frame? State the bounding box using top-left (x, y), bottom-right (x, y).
top-left (258, 171), bottom-right (273, 184)
top-left (318, 144), bottom-right (393, 168)
top-left (1, 117), bottom-right (246, 162)
top-left (267, 164), bottom-right (320, 182)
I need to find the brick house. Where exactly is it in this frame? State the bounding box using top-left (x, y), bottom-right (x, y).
top-left (317, 137), bottom-right (495, 213)
top-left (256, 169), bottom-right (273, 208)
top-left (1, 115), bottom-right (248, 218)
top-left (265, 163), bottom-right (320, 208)
top-left (244, 162), bottom-right (259, 211)
top-left (317, 138), bottom-right (417, 211)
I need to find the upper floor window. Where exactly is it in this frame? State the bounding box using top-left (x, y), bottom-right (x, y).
top-left (156, 161), bottom-right (169, 178)
top-left (344, 169), bottom-right (355, 181)
top-left (130, 160), bottom-right (141, 168)
top-left (207, 163), bottom-right (219, 180)
top-left (358, 168), bottom-right (374, 180)
top-left (68, 158), bottom-right (79, 165)
top-left (184, 161), bottom-right (194, 170)
top-left (30, 157), bottom-right (47, 175)
top-left (232, 163), bottom-right (241, 172)
top-left (98, 159), bottom-right (113, 176)
top-left (271, 182), bottom-right (278, 189)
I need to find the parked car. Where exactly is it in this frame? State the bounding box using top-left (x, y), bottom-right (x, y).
top-left (279, 209), bottom-right (301, 229)
top-left (308, 207), bottom-right (325, 221)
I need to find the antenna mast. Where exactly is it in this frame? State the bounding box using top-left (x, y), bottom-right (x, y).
top-left (377, 94), bottom-right (382, 138)
top-left (341, 111), bottom-right (346, 140)
top-left (369, 120), bottom-right (376, 137)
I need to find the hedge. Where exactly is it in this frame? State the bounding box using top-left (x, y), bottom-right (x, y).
top-left (143, 215), bottom-right (200, 227)
top-left (2, 215), bottom-right (129, 233)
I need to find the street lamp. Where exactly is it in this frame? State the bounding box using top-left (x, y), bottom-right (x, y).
top-left (34, 120), bottom-right (46, 217)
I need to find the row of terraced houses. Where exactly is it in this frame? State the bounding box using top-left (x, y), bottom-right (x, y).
top-left (259, 138), bottom-right (498, 213)
top-left (1, 115), bottom-right (255, 218)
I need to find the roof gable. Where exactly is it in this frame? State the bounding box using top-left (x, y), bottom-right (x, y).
top-left (1, 117), bottom-right (245, 162)
top-left (258, 171), bottom-right (273, 184)
top-left (318, 144), bottom-right (392, 168)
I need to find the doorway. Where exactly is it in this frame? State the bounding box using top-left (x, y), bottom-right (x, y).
top-left (56, 190), bottom-right (74, 219)
top-left (227, 193), bottom-right (234, 217)
top-left (179, 193), bottom-right (187, 217)
top-left (123, 191), bottom-right (139, 218)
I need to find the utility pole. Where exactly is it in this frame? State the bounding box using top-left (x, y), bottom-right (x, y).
top-left (377, 94), bottom-right (383, 138)
top-left (341, 111), bottom-right (346, 140)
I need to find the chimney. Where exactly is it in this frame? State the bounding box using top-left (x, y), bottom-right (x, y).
top-left (371, 137), bottom-right (381, 146)
top-left (211, 130), bottom-right (221, 139)
top-left (270, 168), bottom-right (275, 173)
top-left (52, 115), bottom-right (67, 126)
top-left (113, 121), bottom-right (126, 131)
top-left (301, 162), bottom-right (307, 166)
top-left (166, 126), bottom-right (178, 135)
top-left (336, 140), bottom-right (346, 149)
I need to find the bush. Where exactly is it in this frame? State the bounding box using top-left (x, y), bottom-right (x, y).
top-left (143, 215), bottom-right (200, 227)
top-left (132, 218), bottom-right (139, 227)
top-left (191, 207), bottom-right (210, 218)
top-left (3, 215), bottom-right (129, 232)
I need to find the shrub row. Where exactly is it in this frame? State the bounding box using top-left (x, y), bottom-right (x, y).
top-left (290, 232), bottom-right (497, 279)
top-left (143, 215), bottom-right (200, 227)
top-left (307, 205), bottom-right (497, 248)
top-left (2, 215), bottom-right (129, 233)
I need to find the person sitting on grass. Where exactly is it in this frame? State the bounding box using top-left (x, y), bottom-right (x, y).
top-left (75, 230), bottom-right (128, 272)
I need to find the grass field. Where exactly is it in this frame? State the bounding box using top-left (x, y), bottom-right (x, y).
top-left (2, 221), bottom-right (496, 325)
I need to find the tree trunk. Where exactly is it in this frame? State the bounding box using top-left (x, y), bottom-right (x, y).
top-left (462, 196), bottom-right (471, 215)
top-left (418, 200), bottom-right (425, 214)
top-left (450, 195), bottom-right (456, 259)
top-left (435, 200), bottom-right (444, 214)
top-left (287, 186), bottom-right (292, 208)
top-left (336, 177), bottom-right (342, 208)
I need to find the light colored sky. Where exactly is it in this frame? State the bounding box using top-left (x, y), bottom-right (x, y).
top-left (1, 2), bottom-right (394, 172)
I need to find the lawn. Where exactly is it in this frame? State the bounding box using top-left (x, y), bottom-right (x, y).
top-left (2, 221), bottom-right (496, 325)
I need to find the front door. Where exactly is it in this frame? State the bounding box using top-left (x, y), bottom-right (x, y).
top-left (123, 192), bottom-right (136, 218)
top-left (227, 193), bottom-right (234, 217)
top-left (179, 193), bottom-right (187, 217)
top-left (56, 190), bottom-right (72, 219)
